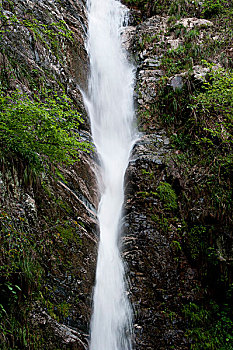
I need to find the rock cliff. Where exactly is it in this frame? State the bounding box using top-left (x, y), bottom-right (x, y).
top-left (123, 6), bottom-right (233, 349)
top-left (0, 0), bottom-right (98, 348)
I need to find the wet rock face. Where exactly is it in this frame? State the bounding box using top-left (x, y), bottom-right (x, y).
top-left (123, 133), bottom-right (200, 350)
top-left (121, 15), bottom-right (212, 349)
top-left (0, 0), bottom-right (88, 113)
top-left (30, 309), bottom-right (89, 350)
top-left (0, 148), bottom-right (99, 348)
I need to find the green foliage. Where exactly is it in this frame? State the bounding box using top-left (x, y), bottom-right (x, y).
top-left (21, 18), bottom-right (73, 58)
top-left (158, 64), bottom-right (233, 219)
top-left (39, 292), bottom-right (70, 322)
top-left (185, 225), bottom-right (207, 261)
top-left (0, 313), bottom-right (45, 350)
top-left (0, 89), bottom-right (91, 174)
top-left (55, 221), bottom-right (82, 245)
top-left (202, 0), bottom-right (225, 18)
top-left (123, 0), bottom-right (202, 20)
top-left (170, 240), bottom-right (182, 252)
top-left (160, 32), bottom-right (209, 77)
top-left (188, 66), bottom-right (233, 213)
top-left (141, 168), bottom-right (154, 176)
top-left (170, 132), bottom-right (191, 150)
top-left (183, 302), bottom-right (233, 349)
top-left (0, 190), bottom-right (83, 347)
top-left (138, 181), bottom-right (177, 211)
top-left (123, 0), bottom-right (147, 13)
top-left (0, 4), bottom-right (73, 58)
top-left (157, 5), bottom-right (233, 77)
top-left (129, 2), bottom-right (233, 347)
top-left (124, 0), bottom-right (228, 19)
top-left (0, 211), bottom-right (43, 282)
top-left (151, 213), bottom-right (171, 233)
top-left (191, 66), bottom-right (233, 151)
top-left (0, 209), bottom-right (45, 348)
top-left (156, 181), bottom-right (178, 211)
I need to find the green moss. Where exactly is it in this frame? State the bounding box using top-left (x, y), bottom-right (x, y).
top-left (156, 182), bottom-right (178, 211)
top-left (151, 214), bottom-right (171, 233)
top-left (56, 223), bottom-right (82, 245)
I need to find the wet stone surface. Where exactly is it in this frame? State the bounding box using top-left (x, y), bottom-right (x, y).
top-left (122, 133), bottom-right (201, 349)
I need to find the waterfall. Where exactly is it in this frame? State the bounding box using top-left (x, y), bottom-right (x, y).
top-left (84, 0), bottom-right (136, 349)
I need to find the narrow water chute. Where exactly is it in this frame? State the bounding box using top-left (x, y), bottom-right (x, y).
top-left (84, 0), bottom-right (137, 349)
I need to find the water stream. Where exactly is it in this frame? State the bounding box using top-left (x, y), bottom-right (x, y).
top-left (84, 0), bottom-right (136, 349)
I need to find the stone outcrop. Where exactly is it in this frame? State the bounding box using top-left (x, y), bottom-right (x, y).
top-left (0, 151), bottom-right (99, 349)
top-left (0, 1), bottom-right (99, 348)
top-left (122, 15), bottom-right (217, 122)
top-left (123, 133), bottom-right (201, 349)
top-left (121, 15), bottom-right (212, 349)
top-left (30, 309), bottom-right (88, 350)
top-left (0, 0), bottom-right (88, 114)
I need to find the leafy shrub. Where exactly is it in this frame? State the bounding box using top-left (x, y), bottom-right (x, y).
top-left (0, 89), bottom-right (91, 173)
top-left (191, 65), bottom-right (233, 151)
top-left (202, 0), bottom-right (225, 18)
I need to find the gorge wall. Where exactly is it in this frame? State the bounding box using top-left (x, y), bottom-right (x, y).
top-left (0, 0), bottom-right (98, 348)
top-left (0, 0), bottom-right (233, 349)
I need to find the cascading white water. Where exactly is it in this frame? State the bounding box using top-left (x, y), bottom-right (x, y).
top-left (84, 0), bottom-right (136, 349)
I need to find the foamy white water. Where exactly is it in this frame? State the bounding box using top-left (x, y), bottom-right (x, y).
top-left (84, 0), bottom-right (136, 349)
